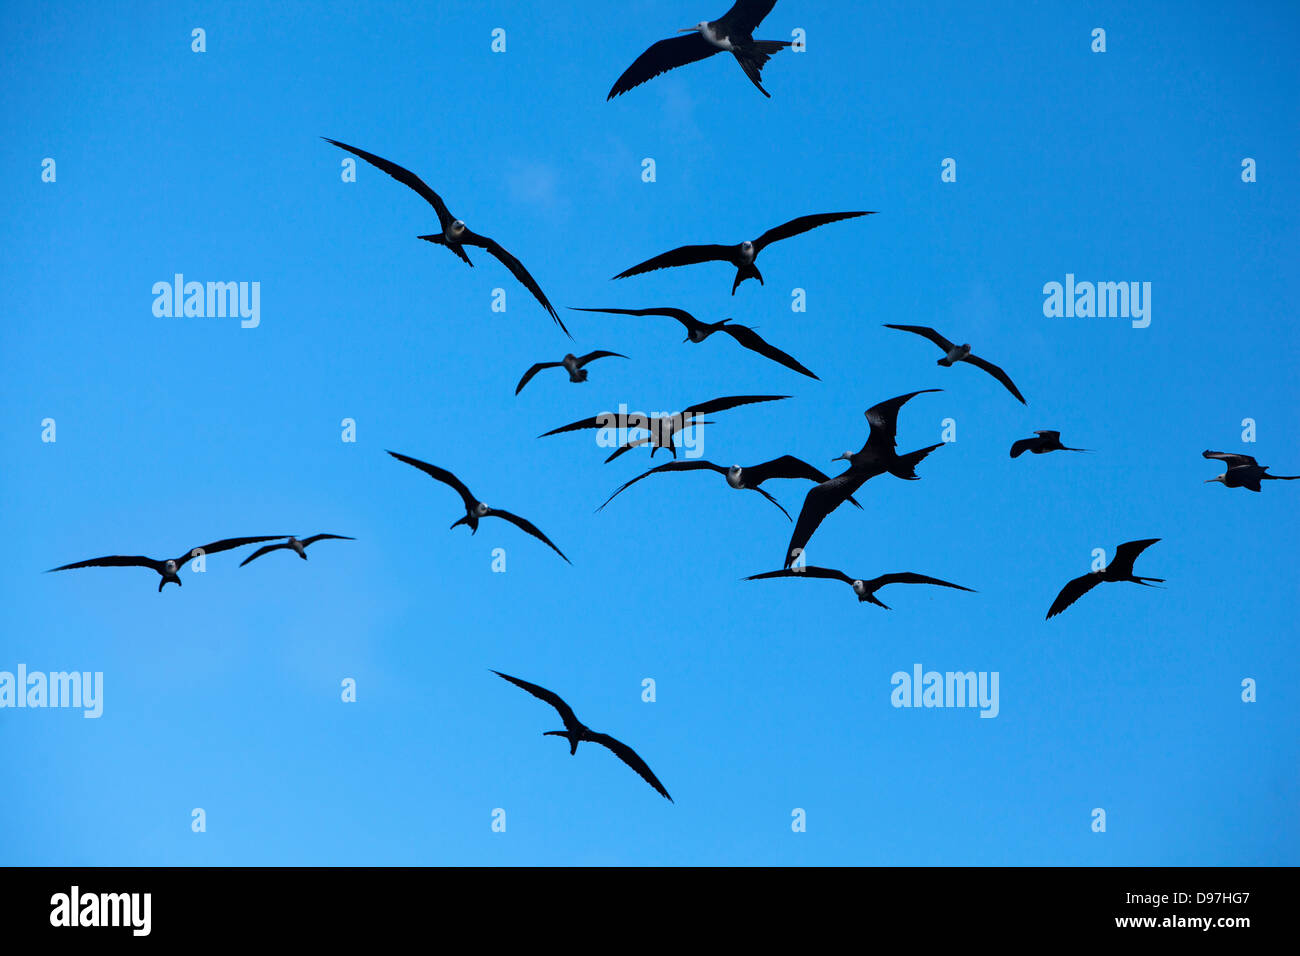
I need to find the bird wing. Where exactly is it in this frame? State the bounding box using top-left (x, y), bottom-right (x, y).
top-left (741, 455), bottom-right (834, 487)
top-left (1108, 538), bottom-right (1161, 577)
top-left (386, 451), bottom-right (478, 513)
top-left (746, 566), bottom-right (855, 585)
top-left (597, 461), bottom-right (724, 511)
top-left (684, 394), bottom-right (789, 416)
top-left (752, 211), bottom-right (873, 252)
top-left (321, 138), bottom-right (454, 230)
top-left (488, 510), bottom-right (571, 564)
top-left (47, 555), bottom-right (165, 573)
top-left (515, 361), bottom-right (562, 395)
top-left (751, 486), bottom-right (792, 520)
top-left (962, 353), bottom-right (1027, 404)
top-left (539, 413), bottom-right (609, 437)
top-left (570, 306), bottom-right (700, 333)
top-left (491, 671), bottom-right (580, 732)
top-left (613, 245), bottom-right (736, 279)
top-left (576, 350), bottom-right (628, 367)
top-left (1035, 430), bottom-right (1061, 441)
top-left (239, 543), bottom-right (287, 567)
top-left (460, 229), bottom-right (566, 335)
top-left (717, 324), bottom-right (819, 379)
top-left (301, 534), bottom-right (355, 546)
top-left (1046, 573), bottom-right (1103, 619)
top-left (1009, 437), bottom-right (1036, 458)
top-left (607, 33), bottom-right (719, 100)
top-left (1202, 450), bottom-right (1257, 468)
top-left (872, 572), bottom-right (975, 592)
top-left (719, 0), bottom-right (780, 34)
top-left (173, 536), bottom-right (287, 565)
top-left (583, 731), bottom-right (673, 802)
top-left (864, 389), bottom-right (941, 452)
top-left (784, 471), bottom-right (869, 567)
top-left (882, 323), bottom-right (956, 352)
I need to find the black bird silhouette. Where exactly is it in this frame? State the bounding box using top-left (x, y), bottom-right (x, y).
top-left (883, 324), bottom-right (1027, 404)
top-left (746, 567), bottom-right (975, 608)
top-left (784, 389), bottom-right (943, 567)
top-left (1202, 450), bottom-right (1299, 492)
top-left (572, 306), bottom-right (817, 379)
top-left (1046, 538), bottom-right (1164, 620)
top-left (614, 212), bottom-right (874, 294)
top-left (387, 451), bottom-right (569, 563)
top-left (492, 671), bottom-right (672, 802)
top-left (48, 536), bottom-right (285, 592)
top-left (1010, 430), bottom-right (1091, 458)
top-left (597, 455), bottom-right (858, 519)
top-left (321, 137), bottom-right (566, 336)
top-left (607, 0), bottom-right (792, 99)
top-left (515, 350), bottom-right (627, 395)
top-left (239, 534), bottom-right (355, 567)
top-left (540, 394), bottom-right (788, 463)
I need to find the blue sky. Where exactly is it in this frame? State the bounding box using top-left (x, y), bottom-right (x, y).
top-left (2, 0), bottom-right (1297, 865)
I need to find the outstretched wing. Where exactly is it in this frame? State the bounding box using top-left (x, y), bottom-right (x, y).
top-left (1035, 430), bottom-right (1061, 441)
top-left (963, 354), bottom-right (1027, 404)
top-left (47, 554), bottom-right (164, 574)
top-left (491, 670), bottom-right (580, 732)
top-left (872, 572), bottom-right (975, 592)
top-left (753, 211), bottom-right (874, 252)
top-left (784, 471), bottom-right (869, 567)
top-left (1046, 573), bottom-right (1102, 620)
top-left (597, 460), bottom-right (724, 511)
top-left (717, 324), bottom-right (819, 379)
top-left (570, 306), bottom-right (700, 332)
top-left (684, 394), bottom-right (789, 416)
top-left (539, 413), bottom-right (610, 437)
top-left (613, 245), bottom-right (735, 279)
top-left (607, 33), bottom-right (719, 100)
top-left (864, 389), bottom-right (941, 452)
top-left (1009, 438), bottom-right (1036, 458)
top-left (386, 450), bottom-right (478, 513)
top-left (239, 543), bottom-right (288, 567)
top-left (174, 536), bottom-right (287, 565)
top-left (882, 323), bottom-right (956, 352)
top-left (746, 566), bottom-right (855, 586)
top-left (584, 731), bottom-right (673, 802)
top-left (740, 455), bottom-right (828, 486)
top-left (302, 534), bottom-right (355, 546)
top-left (1203, 450), bottom-right (1257, 469)
top-left (719, 0), bottom-right (781, 34)
top-left (460, 229), bottom-right (566, 335)
top-left (576, 350), bottom-right (628, 367)
top-left (1108, 538), bottom-right (1161, 577)
top-left (321, 138), bottom-right (454, 230)
top-left (515, 361), bottom-right (561, 395)
top-left (488, 510), bottom-right (571, 564)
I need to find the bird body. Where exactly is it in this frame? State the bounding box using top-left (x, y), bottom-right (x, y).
top-left (1046, 538), bottom-right (1163, 619)
top-left (1202, 450), bottom-right (1299, 492)
top-left (938, 344), bottom-right (972, 366)
top-left (747, 566), bottom-right (974, 609)
top-left (883, 324), bottom-right (1027, 404)
top-left (1009, 430), bottom-right (1090, 458)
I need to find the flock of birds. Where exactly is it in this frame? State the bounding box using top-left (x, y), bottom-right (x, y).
top-left (44, 1), bottom-right (1295, 804)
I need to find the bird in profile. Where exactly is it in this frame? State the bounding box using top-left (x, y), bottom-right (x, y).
top-left (597, 455), bottom-right (858, 519)
top-left (607, 0), bottom-right (792, 100)
top-left (47, 536), bottom-right (286, 592)
top-left (784, 389), bottom-right (943, 567)
top-left (883, 324), bottom-right (1027, 404)
top-left (540, 394), bottom-right (788, 463)
top-left (321, 138), bottom-right (567, 336)
top-left (614, 212), bottom-right (874, 294)
top-left (1202, 450), bottom-right (1299, 492)
top-left (515, 350), bottom-right (627, 395)
top-left (1010, 430), bottom-right (1091, 458)
top-left (572, 306), bottom-right (817, 379)
top-left (387, 451), bottom-right (570, 563)
top-left (1046, 538), bottom-right (1164, 620)
top-left (492, 671), bottom-right (673, 802)
top-left (239, 534), bottom-right (355, 567)
top-left (746, 567), bottom-right (975, 608)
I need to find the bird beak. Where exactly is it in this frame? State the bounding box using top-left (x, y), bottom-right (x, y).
top-left (832, 453), bottom-right (848, 462)
top-left (677, 27), bottom-right (696, 33)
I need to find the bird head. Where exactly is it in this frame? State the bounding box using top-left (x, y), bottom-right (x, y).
top-left (163, 559), bottom-right (178, 574)
top-left (1204, 476), bottom-right (1225, 485)
top-left (726, 465), bottom-right (744, 488)
top-left (677, 22), bottom-right (707, 34)
top-left (474, 502), bottom-right (491, 516)
top-left (739, 240), bottom-right (755, 259)
top-left (449, 220), bottom-right (466, 236)
top-left (833, 451), bottom-right (854, 463)
top-left (851, 580), bottom-right (866, 596)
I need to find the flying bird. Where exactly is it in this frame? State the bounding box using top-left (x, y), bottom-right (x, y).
top-left (387, 451), bottom-right (570, 563)
top-left (883, 325), bottom-right (1027, 404)
top-left (47, 536), bottom-right (286, 592)
top-left (597, 455), bottom-right (859, 519)
top-left (321, 137), bottom-right (567, 336)
top-left (607, 0), bottom-right (792, 100)
top-left (239, 534), bottom-right (355, 567)
top-left (515, 350), bottom-right (627, 395)
top-left (614, 212), bottom-right (874, 294)
top-left (784, 389), bottom-right (943, 567)
top-left (1202, 450), bottom-right (1299, 492)
top-left (492, 670), bottom-right (672, 802)
top-left (746, 567), bottom-right (975, 608)
top-left (540, 394), bottom-right (788, 463)
top-left (572, 306), bottom-right (817, 379)
top-left (1046, 538), bottom-right (1164, 620)
top-left (1010, 430), bottom-right (1091, 458)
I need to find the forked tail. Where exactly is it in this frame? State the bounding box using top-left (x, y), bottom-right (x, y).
top-left (890, 442), bottom-right (944, 480)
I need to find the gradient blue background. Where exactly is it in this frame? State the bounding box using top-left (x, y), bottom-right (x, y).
top-left (2, 0), bottom-right (1296, 865)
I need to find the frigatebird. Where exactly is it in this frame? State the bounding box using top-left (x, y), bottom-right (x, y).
top-left (321, 138), bottom-right (567, 336)
top-left (571, 306), bottom-right (817, 379)
top-left (387, 451), bottom-right (570, 563)
top-left (597, 455), bottom-right (859, 519)
top-left (492, 671), bottom-right (672, 802)
top-left (883, 324), bottom-right (1027, 404)
top-left (239, 534), bottom-right (355, 567)
top-left (607, 0), bottom-right (792, 100)
top-left (1046, 538), bottom-right (1164, 620)
top-left (1010, 431), bottom-right (1091, 458)
top-left (1202, 450), bottom-right (1299, 492)
top-left (515, 351), bottom-right (627, 395)
top-left (47, 536), bottom-right (286, 592)
top-left (746, 567), bottom-right (975, 608)
top-left (540, 394), bottom-right (788, 463)
top-left (784, 389), bottom-right (943, 567)
top-left (614, 212), bottom-right (874, 294)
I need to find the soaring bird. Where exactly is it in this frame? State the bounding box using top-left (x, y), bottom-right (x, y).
top-left (515, 350), bottom-right (627, 395)
top-left (784, 389), bottom-right (943, 567)
top-left (239, 534), bottom-right (355, 567)
top-left (492, 671), bottom-right (672, 802)
top-left (746, 567), bottom-right (975, 608)
top-left (47, 536), bottom-right (286, 592)
top-left (1046, 538), bottom-right (1164, 620)
top-left (614, 212), bottom-right (874, 294)
top-left (540, 394), bottom-right (788, 463)
top-left (387, 451), bottom-right (570, 563)
top-left (1010, 430), bottom-right (1091, 458)
top-left (571, 306), bottom-right (817, 379)
top-left (883, 324), bottom-right (1027, 404)
top-left (597, 455), bottom-right (859, 519)
top-left (1202, 450), bottom-right (1299, 492)
top-left (321, 138), bottom-right (567, 336)
top-left (607, 0), bottom-right (792, 100)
